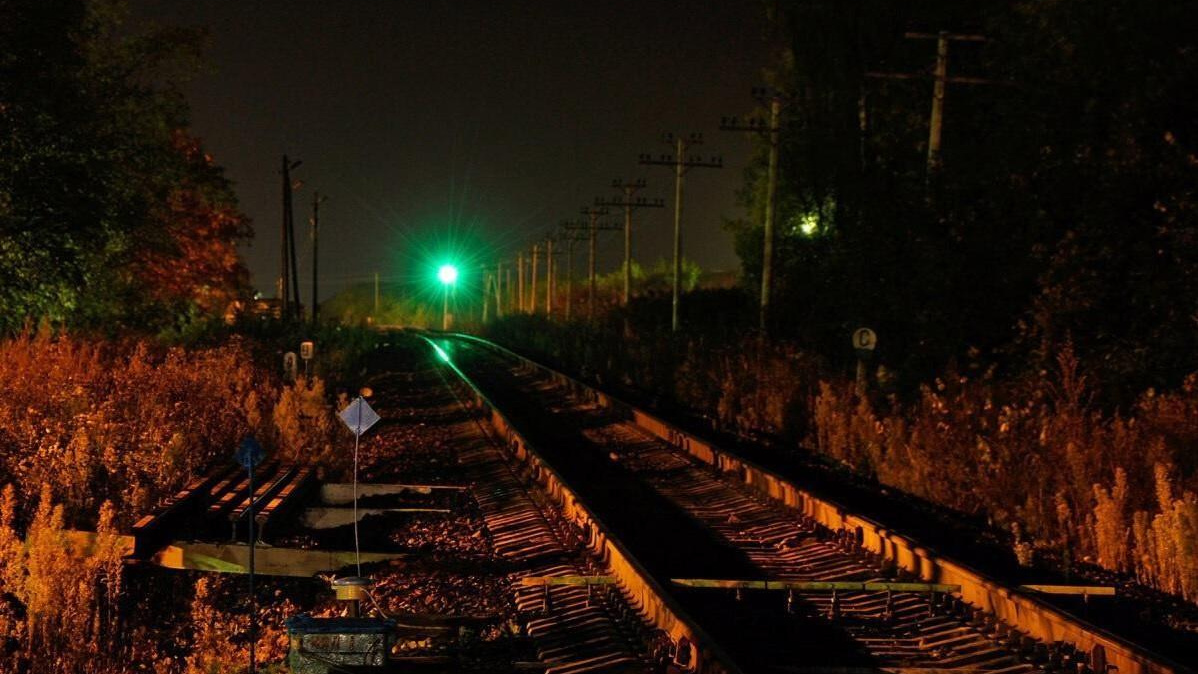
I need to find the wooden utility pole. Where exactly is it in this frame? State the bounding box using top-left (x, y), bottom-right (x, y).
top-left (639, 133), bottom-right (722, 332)
top-left (494, 261), bottom-right (504, 318)
top-left (595, 180), bottom-right (664, 306)
top-left (506, 265), bottom-right (514, 314)
top-left (310, 192), bottom-right (327, 326)
top-left (545, 236), bottom-right (556, 317)
top-left (279, 156), bottom-right (302, 319)
top-left (721, 88), bottom-right (789, 333)
top-left (517, 252), bottom-right (525, 313)
top-left (866, 32), bottom-right (988, 179)
top-left (556, 227), bottom-right (586, 322)
top-left (530, 244), bottom-right (540, 314)
top-left (563, 212), bottom-right (620, 322)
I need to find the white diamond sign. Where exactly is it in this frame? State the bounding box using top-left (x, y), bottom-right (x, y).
top-left (339, 397), bottom-right (380, 437)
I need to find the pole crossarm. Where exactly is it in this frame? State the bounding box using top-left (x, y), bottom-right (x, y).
top-left (866, 71), bottom-right (993, 86)
top-left (671, 579), bottom-right (963, 593)
top-left (638, 154), bottom-right (724, 172)
top-left (594, 197), bottom-right (665, 209)
top-left (904, 31), bottom-right (987, 41)
top-left (562, 223), bottom-right (622, 232)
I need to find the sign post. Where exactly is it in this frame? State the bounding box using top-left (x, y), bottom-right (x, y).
top-left (338, 397), bottom-right (380, 575)
top-left (852, 328), bottom-right (877, 392)
top-left (235, 436), bottom-right (266, 674)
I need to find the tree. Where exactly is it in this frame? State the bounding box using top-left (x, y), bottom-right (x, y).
top-left (0, 0), bottom-right (249, 334)
top-left (735, 0), bottom-right (1198, 398)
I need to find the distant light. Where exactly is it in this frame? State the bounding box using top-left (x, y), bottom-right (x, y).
top-left (437, 264), bottom-right (459, 285)
top-left (798, 213), bottom-right (819, 236)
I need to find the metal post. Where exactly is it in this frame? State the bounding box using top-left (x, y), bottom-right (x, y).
top-left (248, 460), bottom-right (257, 674)
top-left (442, 284), bottom-right (450, 330)
top-left (761, 97), bottom-right (781, 333)
top-left (353, 404), bottom-right (362, 576)
top-left (671, 135), bottom-right (685, 332)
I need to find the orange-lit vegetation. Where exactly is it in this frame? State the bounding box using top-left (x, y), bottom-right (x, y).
top-left (0, 328), bottom-right (345, 673)
top-left (487, 318), bottom-right (1198, 605)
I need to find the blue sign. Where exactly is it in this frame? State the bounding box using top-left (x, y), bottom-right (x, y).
top-left (235, 436), bottom-right (266, 470)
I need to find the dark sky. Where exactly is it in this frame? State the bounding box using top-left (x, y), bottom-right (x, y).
top-left (131, 0), bottom-right (774, 299)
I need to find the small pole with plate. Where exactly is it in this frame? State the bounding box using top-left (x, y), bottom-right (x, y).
top-left (235, 436), bottom-right (266, 674)
top-left (283, 351), bottom-right (298, 383)
top-left (299, 340), bottom-right (315, 378)
top-left (852, 328), bottom-right (877, 393)
top-left (336, 395), bottom-right (381, 613)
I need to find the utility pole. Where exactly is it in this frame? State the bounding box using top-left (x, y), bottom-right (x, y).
top-left (595, 180), bottom-right (664, 305)
top-left (482, 270), bottom-right (491, 324)
top-left (639, 133), bottom-right (722, 332)
top-left (563, 211), bottom-right (620, 322)
top-left (517, 252), bottom-right (525, 313)
top-left (721, 88), bottom-right (789, 333)
top-left (279, 156), bottom-right (302, 320)
top-left (545, 236), bottom-right (556, 318)
top-left (495, 261), bottom-right (504, 318)
top-left (506, 265), bottom-right (514, 315)
top-left (530, 244), bottom-right (540, 314)
top-left (556, 225), bottom-right (586, 322)
top-left (310, 192), bottom-right (327, 326)
top-left (866, 32), bottom-right (989, 180)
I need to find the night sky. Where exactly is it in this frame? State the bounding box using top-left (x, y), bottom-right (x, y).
top-left (131, 1), bottom-right (774, 298)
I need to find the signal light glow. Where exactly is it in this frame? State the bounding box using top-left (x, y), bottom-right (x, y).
top-left (437, 264), bottom-right (459, 285)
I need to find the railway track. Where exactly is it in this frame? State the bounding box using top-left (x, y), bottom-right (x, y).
top-left (419, 332), bottom-right (1189, 674)
top-left (377, 343), bottom-right (656, 673)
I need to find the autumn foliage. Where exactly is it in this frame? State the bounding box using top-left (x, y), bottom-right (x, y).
top-left (0, 328), bottom-right (346, 673)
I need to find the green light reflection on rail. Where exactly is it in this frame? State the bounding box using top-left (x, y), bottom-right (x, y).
top-left (432, 342), bottom-right (451, 363)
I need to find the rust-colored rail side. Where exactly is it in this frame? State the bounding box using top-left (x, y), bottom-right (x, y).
top-left (418, 334), bottom-right (742, 674)
top-left (446, 332), bottom-right (1191, 674)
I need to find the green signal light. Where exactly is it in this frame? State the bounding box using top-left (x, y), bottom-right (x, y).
top-left (437, 264), bottom-right (459, 285)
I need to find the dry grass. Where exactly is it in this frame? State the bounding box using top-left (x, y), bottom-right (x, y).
top-left (0, 327), bottom-right (346, 673)
top-left (491, 319), bottom-right (1198, 605)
